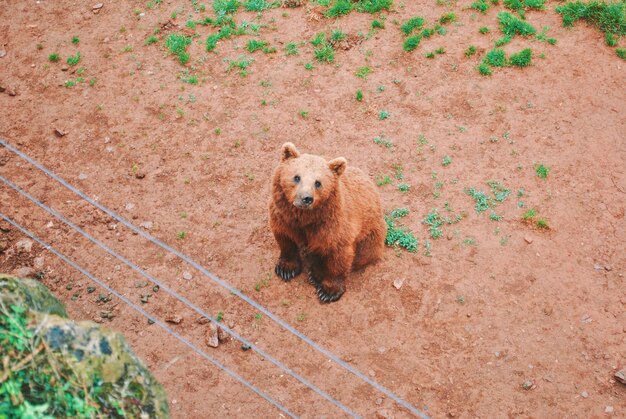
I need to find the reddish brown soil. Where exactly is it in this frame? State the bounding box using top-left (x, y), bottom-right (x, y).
top-left (1, 1), bottom-right (625, 417)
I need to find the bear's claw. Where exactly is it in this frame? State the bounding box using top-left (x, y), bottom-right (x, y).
top-left (275, 264), bottom-right (300, 282)
top-left (315, 286), bottom-right (344, 303)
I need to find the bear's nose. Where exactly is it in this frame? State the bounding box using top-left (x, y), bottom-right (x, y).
top-left (302, 195), bottom-right (314, 205)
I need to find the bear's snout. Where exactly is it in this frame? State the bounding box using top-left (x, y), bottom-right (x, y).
top-left (294, 193), bottom-right (314, 209)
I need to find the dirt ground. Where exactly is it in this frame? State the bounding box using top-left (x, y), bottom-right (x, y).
top-left (1, 0), bottom-right (625, 417)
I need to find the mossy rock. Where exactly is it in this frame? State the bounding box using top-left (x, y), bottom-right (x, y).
top-left (0, 274), bottom-right (67, 317)
top-left (0, 275), bottom-right (169, 418)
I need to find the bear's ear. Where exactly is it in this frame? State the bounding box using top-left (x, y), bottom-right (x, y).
top-left (328, 157), bottom-right (347, 177)
top-left (281, 143), bottom-right (300, 161)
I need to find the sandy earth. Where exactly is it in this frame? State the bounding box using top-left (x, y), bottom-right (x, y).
top-left (1, 0), bottom-right (625, 417)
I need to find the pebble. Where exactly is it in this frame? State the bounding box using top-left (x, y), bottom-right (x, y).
top-left (393, 278), bottom-right (404, 289)
top-left (376, 409), bottom-right (393, 419)
top-left (78, 173), bottom-right (88, 180)
top-left (93, 3), bottom-right (103, 13)
top-left (0, 49), bottom-right (6, 58)
top-left (581, 314), bottom-right (592, 324)
top-left (16, 239), bottom-right (34, 252)
top-left (139, 221), bottom-right (153, 230)
top-left (205, 323), bottom-right (219, 348)
top-left (522, 380), bottom-right (533, 390)
top-left (375, 398), bottom-right (383, 406)
top-left (165, 315), bottom-right (183, 324)
top-left (524, 235), bottom-right (533, 244)
top-left (33, 256), bottom-right (45, 270)
top-left (105, 146), bottom-right (114, 153)
top-left (594, 263), bottom-right (604, 271)
top-left (581, 390), bottom-right (589, 398)
top-left (605, 406), bottom-right (614, 413)
top-left (182, 271), bottom-right (193, 280)
top-left (125, 202), bottom-right (135, 211)
top-left (604, 265), bottom-right (612, 271)
top-left (368, 369), bottom-right (376, 377)
top-left (615, 369), bottom-right (626, 384)
top-left (54, 127), bottom-right (66, 137)
top-left (61, 64), bottom-right (69, 71)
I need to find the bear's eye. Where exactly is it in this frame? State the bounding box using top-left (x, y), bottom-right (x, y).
top-left (315, 180), bottom-right (322, 189)
top-left (293, 175), bottom-right (301, 183)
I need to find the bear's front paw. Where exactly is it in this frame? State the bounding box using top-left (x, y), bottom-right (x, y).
top-left (315, 282), bottom-right (345, 303)
top-left (275, 260), bottom-right (301, 281)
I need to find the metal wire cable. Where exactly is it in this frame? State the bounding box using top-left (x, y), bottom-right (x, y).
top-left (0, 174), bottom-right (358, 418)
top-left (0, 138), bottom-right (428, 418)
top-left (0, 211), bottom-right (297, 418)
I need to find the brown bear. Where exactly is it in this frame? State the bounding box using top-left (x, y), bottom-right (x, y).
top-left (269, 143), bottom-right (386, 303)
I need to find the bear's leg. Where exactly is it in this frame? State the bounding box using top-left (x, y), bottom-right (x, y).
top-left (273, 234), bottom-right (302, 281)
top-left (352, 228), bottom-right (385, 271)
top-left (307, 250), bottom-right (353, 303)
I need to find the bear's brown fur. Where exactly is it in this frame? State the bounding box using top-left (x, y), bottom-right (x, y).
top-left (269, 143), bottom-right (386, 303)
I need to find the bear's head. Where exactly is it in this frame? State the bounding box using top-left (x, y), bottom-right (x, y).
top-left (277, 143), bottom-right (346, 210)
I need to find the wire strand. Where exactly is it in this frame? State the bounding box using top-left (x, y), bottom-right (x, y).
top-left (0, 211), bottom-right (297, 419)
top-left (0, 174), bottom-right (358, 418)
top-left (0, 138), bottom-right (428, 418)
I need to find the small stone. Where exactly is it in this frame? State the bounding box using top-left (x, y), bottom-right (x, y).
top-left (615, 369), bottom-right (626, 384)
top-left (139, 221), bottom-right (153, 230)
top-left (522, 380), bottom-right (533, 390)
top-left (205, 323), bottom-right (219, 348)
top-left (376, 409), bottom-right (393, 419)
top-left (217, 325), bottom-right (228, 342)
top-left (375, 398), bottom-right (383, 405)
top-left (543, 306), bottom-right (553, 316)
top-left (0, 49), bottom-right (6, 58)
top-left (368, 369), bottom-right (376, 377)
top-left (105, 146), bottom-right (114, 153)
top-left (0, 85), bottom-right (5, 92)
top-left (108, 223), bottom-right (117, 230)
top-left (524, 236), bottom-right (533, 244)
top-left (165, 315), bottom-right (182, 324)
top-left (93, 3), bottom-right (103, 13)
top-left (135, 171), bottom-right (146, 179)
top-left (197, 317), bottom-right (210, 325)
top-left (581, 314), bottom-right (592, 324)
top-left (125, 202), bottom-right (135, 211)
top-left (393, 278), bottom-right (404, 289)
top-left (78, 173), bottom-right (88, 180)
top-left (594, 263), bottom-right (604, 271)
top-left (581, 390), bottom-right (589, 398)
top-left (54, 127), bottom-right (66, 137)
top-left (604, 265), bottom-right (612, 272)
top-left (605, 406), bottom-right (614, 413)
top-left (543, 374), bottom-right (555, 383)
top-left (16, 239), bottom-right (33, 252)
top-left (7, 88), bottom-right (16, 96)
top-left (182, 271), bottom-right (193, 280)
top-left (33, 256), bottom-right (45, 270)
top-left (61, 64), bottom-right (69, 71)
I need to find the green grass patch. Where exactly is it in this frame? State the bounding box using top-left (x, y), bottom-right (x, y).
top-left (498, 11), bottom-right (537, 36)
top-left (355, 66), bottom-right (371, 78)
top-left (385, 211), bottom-right (418, 252)
top-left (66, 52), bottom-right (81, 66)
top-left (401, 17), bottom-right (425, 35)
top-left (535, 163), bottom-right (550, 178)
top-left (485, 48), bottom-right (508, 66)
top-left (325, 0), bottom-right (353, 17)
top-left (165, 34), bottom-right (192, 64)
top-left (403, 35), bottom-right (422, 51)
top-left (509, 48), bottom-right (533, 66)
top-left (617, 48), bottom-right (626, 58)
top-left (244, 0), bottom-right (280, 11)
top-left (247, 39), bottom-right (268, 52)
top-left (556, 1), bottom-right (626, 35)
top-left (471, 0), bottom-right (491, 13)
top-left (439, 12), bottom-right (457, 25)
